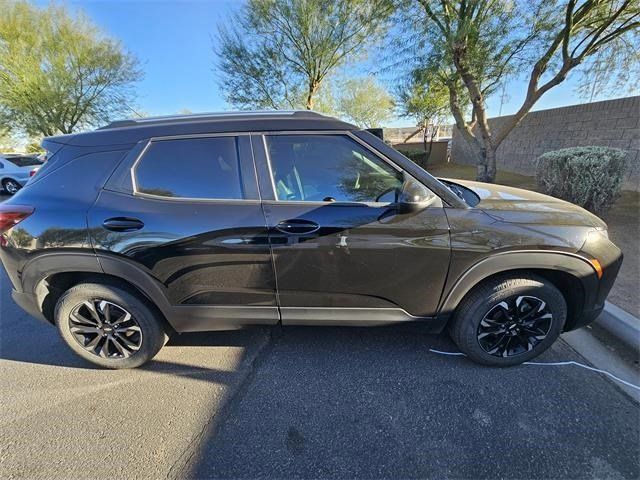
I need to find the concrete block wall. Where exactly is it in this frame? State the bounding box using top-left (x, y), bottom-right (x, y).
top-left (451, 96), bottom-right (640, 190)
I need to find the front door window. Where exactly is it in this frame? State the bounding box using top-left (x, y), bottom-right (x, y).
top-left (265, 134), bottom-right (404, 203)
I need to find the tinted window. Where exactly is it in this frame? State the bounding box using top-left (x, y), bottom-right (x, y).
top-left (266, 135), bottom-right (403, 202)
top-left (6, 156), bottom-right (42, 167)
top-left (135, 137), bottom-right (244, 199)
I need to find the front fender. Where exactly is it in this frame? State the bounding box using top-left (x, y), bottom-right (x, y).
top-left (438, 250), bottom-right (599, 317)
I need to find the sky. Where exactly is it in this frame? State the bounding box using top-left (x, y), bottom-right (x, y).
top-left (50, 0), bottom-right (240, 115)
top-left (35, 0), bottom-right (629, 127)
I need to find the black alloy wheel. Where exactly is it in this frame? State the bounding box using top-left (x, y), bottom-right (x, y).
top-left (55, 283), bottom-right (168, 369)
top-left (477, 295), bottom-right (553, 358)
top-left (69, 299), bottom-right (143, 359)
top-left (448, 275), bottom-right (566, 367)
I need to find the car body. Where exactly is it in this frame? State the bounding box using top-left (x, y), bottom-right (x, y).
top-left (0, 111), bottom-right (622, 368)
top-left (0, 154), bottom-right (43, 194)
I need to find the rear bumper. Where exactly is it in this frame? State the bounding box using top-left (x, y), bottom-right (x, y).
top-left (11, 289), bottom-right (50, 325)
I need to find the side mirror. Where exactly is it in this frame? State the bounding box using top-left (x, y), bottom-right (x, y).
top-left (397, 177), bottom-right (437, 213)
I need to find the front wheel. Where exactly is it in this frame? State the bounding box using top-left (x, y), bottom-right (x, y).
top-left (55, 283), bottom-right (168, 369)
top-left (448, 275), bottom-right (567, 367)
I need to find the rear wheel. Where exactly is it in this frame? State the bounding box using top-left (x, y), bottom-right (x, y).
top-left (448, 274), bottom-right (567, 366)
top-left (55, 283), bottom-right (168, 369)
top-left (2, 178), bottom-right (21, 195)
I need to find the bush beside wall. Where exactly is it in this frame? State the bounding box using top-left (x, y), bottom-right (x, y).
top-left (536, 146), bottom-right (629, 215)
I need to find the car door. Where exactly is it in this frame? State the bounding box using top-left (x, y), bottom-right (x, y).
top-left (88, 134), bottom-right (279, 331)
top-left (251, 132), bottom-right (451, 325)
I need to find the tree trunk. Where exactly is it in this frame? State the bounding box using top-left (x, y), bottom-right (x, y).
top-left (403, 127), bottom-right (422, 143)
top-left (425, 125), bottom-right (437, 167)
top-left (476, 147), bottom-right (497, 183)
top-left (422, 121), bottom-right (429, 167)
top-left (305, 79), bottom-right (320, 110)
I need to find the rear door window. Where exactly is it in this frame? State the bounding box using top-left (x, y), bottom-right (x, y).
top-left (134, 137), bottom-right (246, 199)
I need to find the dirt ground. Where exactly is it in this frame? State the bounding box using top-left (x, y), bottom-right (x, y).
top-left (427, 162), bottom-right (639, 318)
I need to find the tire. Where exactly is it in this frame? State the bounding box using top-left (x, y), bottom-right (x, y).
top-left (55, 283), bottom-right (168, 369)
top-left (2, 178), bottom-right (21, 195)
top-left (448, 274), bottom-right (567, 367)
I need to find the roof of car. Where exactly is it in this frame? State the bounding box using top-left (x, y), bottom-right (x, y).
top-left (46, 110), bottom-right (359, 147)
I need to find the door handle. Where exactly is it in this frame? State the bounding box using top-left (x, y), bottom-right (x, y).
top-left (275, 219), bottom-right (320, 235)
top-left (103, 217), bottom-right (144, 232)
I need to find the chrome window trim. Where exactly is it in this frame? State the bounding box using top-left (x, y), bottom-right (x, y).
top-left (147, 131), bottom-right (251, 142)
top-left (259, 130), bottom-right (432, 205)
top-left (260, 199), bottom-right (406, 208)
top-left (130, 132), bottom-right (256, 203)
top-left (262, 134), bottom-right (279, 202)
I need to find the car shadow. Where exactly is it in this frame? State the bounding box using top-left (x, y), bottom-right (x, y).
top-left (0, 309), bottom-right (271, 371)
top-left (0, 307), bottom-right (454, 369)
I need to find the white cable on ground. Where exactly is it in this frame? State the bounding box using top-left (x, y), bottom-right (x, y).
top-left (429, 348), bottom-right (466, 356)
top-left (428, 348), bottom-right (640, 391)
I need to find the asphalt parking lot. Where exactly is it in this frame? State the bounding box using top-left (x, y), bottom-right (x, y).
top-left (1, 264), bottom-right (639, 479)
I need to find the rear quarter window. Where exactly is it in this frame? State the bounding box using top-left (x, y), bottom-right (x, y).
top-left (21, 150), bottom-right (130, 202)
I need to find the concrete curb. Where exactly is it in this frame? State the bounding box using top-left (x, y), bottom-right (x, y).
top-left (596, 301), bottom-right (640, 353)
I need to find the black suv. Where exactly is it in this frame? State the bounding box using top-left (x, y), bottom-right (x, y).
top-left (0, 112), bottom-right (622, 369)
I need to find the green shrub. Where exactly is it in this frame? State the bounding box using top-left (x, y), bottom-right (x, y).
top-left (398, 149), bottom-right (427, 165)
top-left (536, 146), bottom-right (629, 215)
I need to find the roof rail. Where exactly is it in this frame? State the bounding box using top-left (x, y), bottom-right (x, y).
top-left (98, 110), bottom-right (330, 130)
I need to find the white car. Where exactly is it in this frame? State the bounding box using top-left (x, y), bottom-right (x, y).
top-left (0, 154), bottom-right (43, 195)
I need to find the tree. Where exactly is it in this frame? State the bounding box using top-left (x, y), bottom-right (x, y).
top-left (397, 67), bottom-right (452, 165)
top-left (0, 127), bottom-right (17, 151)
top-left (406, 0), bottom-right (639, 182)
top-left (0, 1), bottom-right (142, 136)
top-left (25, 141), bottom-right (43, 154)
top-left (216, 0), bottom-right (393, 110)
top-left (336, 77), bottom-right (395, 128)
top-left (312, 83), bottom-right (340, 117)
top-left (576, 46), bottom-right (640, 101)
